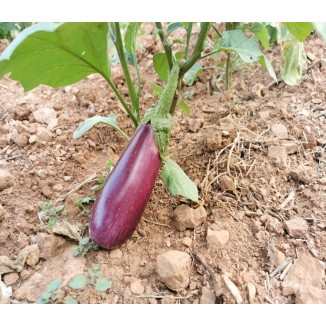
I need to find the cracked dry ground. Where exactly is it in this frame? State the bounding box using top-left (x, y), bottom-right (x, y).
top-left (0, 34), bottom-right (325, 304)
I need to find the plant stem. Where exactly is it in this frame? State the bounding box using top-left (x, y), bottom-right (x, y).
top-left (212, 24), bottom-right (222, 38)
top-left (104, 75), bottom-right (138, 127)
top-left (180, 22), bottom-right (211, 77)
top-left (113, 22), bottom-right (140, 122)
top-left (155, 22), bottom-right (174, 70)
top-left (199, 49), bottom-right (220, 60)
top-left (185, 23), bottom-right (193, 60)
top-left (225, 52), bottom-right (231, 90)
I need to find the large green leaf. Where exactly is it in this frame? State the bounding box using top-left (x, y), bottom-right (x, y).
top-left (282, 22), bottom-right (313, 42)
top-left (259, 55), bottom-right (277, 81)
top-left (73, 113), bottom-right (129, 141)
top-left (252, 23), bottom-right (269, 49)
top-left (153, 52), bottom-right (169, 83)
top-left (314, 22), bottom-right (326, 42)
top-left (183, 62), bottom-right (202, 86)
top-left (68, 274), bottom-right (87, 290)
top-left (219, 30), bottom-right (262, 63)
top-left (125, 22), bottom-right (141, 57)
top-left (162, 158), bottom-right (198, 203)
top-left (0, 22), bottom-right (110, 91)
top-left (281, 40), bottom-right (306, 86)
top-left (95, 277), bottom-right (112, 292)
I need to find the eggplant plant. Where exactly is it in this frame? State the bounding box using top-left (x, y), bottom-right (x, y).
top-left (0, 22), bottom-right (210, 248)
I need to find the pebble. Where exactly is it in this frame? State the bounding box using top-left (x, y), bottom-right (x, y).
top-left (29, 134), bottom-right (37, 144)
top-left (109, 249), bottom-right (123, 259)
top-left (20, 244), bottom-right (40, 267)
top-left (295, 286), bottom-right (326, 304)
top-left (219, 175), bottom-right (236, 193)
top-left (303, 132), bottom-right (317, 149)
top-left (207, 229), bottom-right (230, 249)
top-left (73, 152), bottom-right (86, 164)
top-left (156, 250), bottom-right (191, 291)
top-left (288, 166), bottom-right (313, 184)
top-left (270, 123), bottom-right (288, 138)
top-left (33, 107), bottom-right (57, 124)
top-left (200, 287), bottom-right (216, 304)
top-left (247, 282), bottom-right (256, 304)
top-left (130, 278), bottom-right (145, 295)
top-left (222, 274), bottom-right (243, 304)
top-left (188, 118), bottom-right (203, 133)
top-left (173, 204), bottom-right (207, 231)
top-left (265, 217), bottom-right (284, 235)
top-left (267, 145), bottom-right (287, 167)
top-left (182, 237), bottom-right (193, 248)
top-left (53, 184), bottom-right (63, 192)
top-left (259, 110), bottom-right (270, 120)
top-left (3, 272), bottom-right (19, 286)
top-left (11, 133), bottom-right (29, 147)
top-left (282, 253), bottom-right (325, 297)
top-left (0, 169), bottom-right (14, 191)
top-left (33, 233), bottom-right (67, 259)
top-left (284, 218), bottom-right (309, 238)
top-left (36, 127), bottom-right (53, 144)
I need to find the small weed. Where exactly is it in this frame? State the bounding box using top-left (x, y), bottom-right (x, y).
top-left (36, 264), bottom-right (112, 304)
top-left (36, 279), bottom-right (62, 304)
top-left (38, 201), bottom-right (67, 226)
top-left (73, 237), bottom-right (100, 257)
top-left (91, 160), bottom-right (115, 191)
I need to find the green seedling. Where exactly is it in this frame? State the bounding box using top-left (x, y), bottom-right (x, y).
top-left (73, 236), bottom-right (100, 257)
top-left (36, 279), bottom-right (62, 304)
top-left (38, 201), bottom-right (67, 226)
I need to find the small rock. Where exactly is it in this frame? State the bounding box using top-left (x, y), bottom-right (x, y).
top-left (270, 123), bottom-right (288, 138)
top-left (173, 205), bottom-right (207, 231)
top-left (247, 282), bottom-right (256, 304)
top-left (0, 278), bottom-right (12, 300)
top-left (219, 175), bottom-right (236, 193)
top-left (282, 253), bottom-right (325, 296)
top-left (222, 274), bottom-right (243, 304)
top-left (319, 177), bottom-right (326, 186)
top-left (20, 270), bottom-right (31, 280)
top-left (0, 169), bottom-right (14, 191)
top-left (268, 145), bottom-right (287, 166)
top-left (109, 249), bottom-right (123, 259)
top-left (182, 237), bottom-right (193, 248)
top-left (274, 248), bottom-right (286, 266)
top-left (295, 286), bottom-right (326, 304)
top-left (266, 217), bottom-right (283, 235)
top-left (3, 273), bottom-right (19, 286)
top-left (200, 286), bottom-right (216, 304)
top-left (33, 233), bottom-right (67, 259)
top-left (130, 278), bottom-right (144, 295)
top-left (251, 83), bottom-right (266, 99)
top-left (204, 127), bottom-right (222, 152)
top-left (40, 184), bottom-right (53, 198)
top-left (53, 184), bottom-right (63, 192)
top-left (161, 296), bottom-right (175, 304)
top-left (63, 176), bottom-right (72, 182)
top-left (0, 135), bottom-right (8, 147)
top-left (288, 166), bottom-right (313, 184)
top-left (73, 152), bottom-right (86, 164)
top-left (207, 229), bottom-right (230, 249)
top-left (36, 169), bottom-right (47, 178)
top-left (284, 143), bottom-right (299, 155)
top-left (156, 250), bottom-right (191, 291)
top-left (284, 218), bottom-right (309, 238)
top-left (33, 107), bottom-right (57, 124)
top-left (11, 133), bottom-right (28, 147)
top-left (304, 133), bottom-right (317, 149)
top-left (29, 134), bottom-right (37, 144)
top-left (188, 118), bottom-right (203, 132)
top-left (259, 110), bottom-right (270, 120)
top-left (306, 52), bottom-right (316, 61)
top-left (20, 244), bottom-right (40, 267)
top-left (317, 137), bottom-right (326, 146)
top-left (311, 98), bottom-right (322, 104)
top-left (14, 105), bottom-right (32, 120)
top-left (36, 127), bottom-right (53, 144)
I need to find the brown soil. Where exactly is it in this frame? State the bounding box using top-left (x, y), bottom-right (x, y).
top-left (0, 27), bottom-right (325, 304)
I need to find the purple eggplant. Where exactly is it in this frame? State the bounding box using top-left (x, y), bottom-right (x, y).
top-left (89, 123), bottom-right (161, 249)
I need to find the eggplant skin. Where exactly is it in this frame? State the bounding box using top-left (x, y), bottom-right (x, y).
top-left (89, 124), bottom-right (161, 249)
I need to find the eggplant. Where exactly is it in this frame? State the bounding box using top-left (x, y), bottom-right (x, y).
top-left (89, 123), bottom-right (161, 249)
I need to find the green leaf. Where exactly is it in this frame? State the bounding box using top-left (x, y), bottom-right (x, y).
top-left (314, 22), bottom-right (326, 42)
top-left (167, 23), bottom-right (185, 36)
top-left (95, 278), bottom-right (112, 292)
top-left (282, 22), bottom-right (313, 42)
top-left (178, 100), bottom-right (190, 115)
top-left (162, 158), bottom-right (198, 202)
top-left (0, 23), bottom-right (110, 91)
top-left (281, 40), bottom-right (306, 86)
top-left (73, 113), bottom-right (129, 141)
top-left (46, 279), bottom-right (62, 293)
top-left (150, 83), bottom-right (163, 97)
top-left (125, 22), bottom-right (141, 56)
top-left (259, 55), bottom-right (277, 81)
top-left (183, 62), bottom-right (202, 86)
top-left (174, 51), bottom-right (184, 60)
top-left (252, 23), bottom-right (269, 49)
top-left (266, 25), bottom-right (278, 45)
top-left (153, 52), bottom-right (169, 83)
top-left (64, 295), bottom-right (78, 304)
top-left (219, 30), bottom-right (262, 63)
top-left (68, 274), bottom-right (87, 290)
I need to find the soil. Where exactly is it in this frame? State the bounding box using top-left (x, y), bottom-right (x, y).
top-left (0, 26), bottom-right (325, 304)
